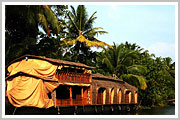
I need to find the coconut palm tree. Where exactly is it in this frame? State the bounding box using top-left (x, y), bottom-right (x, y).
top-left (26, 5), bottom-right (61, 35)
top-left (60, 5), bottom-right (112, 49)
top-left (96, 42), bottom-right (147, 90)
top-left (5, 5), bottom-right (61, 65)
top-left (59, 5), bottom-right (112, 64)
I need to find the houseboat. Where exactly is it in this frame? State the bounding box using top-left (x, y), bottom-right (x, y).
top-left (5, 55), bottom-right (138, 115)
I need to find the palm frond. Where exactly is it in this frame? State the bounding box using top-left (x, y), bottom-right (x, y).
top-left (27, 6), bottom-right (36, 26)
top-left (114, 64), bottom-right (126, 72)
top-left (42, 5), bottom-right (60, 34)
top-left (120, 50), bottom-right (139, 64)
top-left (102, 57), bottom-right (114, 72)
top-left (93, 38), bottom-right (112, 49)
top-left (84, 11), bottom-right (97, 29)
top-left (127, 65), bottom-right (147, 75)
top-left (38, 13), bottom-right (49, 33)
top-left (83, 27), bottom-right (104, 35)
top-left (86, 30), bottom-right (108, 37)
top-left (76, 5), bottom-right (88, 31)
top-left (67, 11), bottom-right (79, 32)
top-left (60, 38), bottom-right (77, 46)
top-left (121, 74), bottom-right (147, 90)
top-left (70, 5), bottom-right (76, 18)
top-left (76, 34), bottom-right (86, 42)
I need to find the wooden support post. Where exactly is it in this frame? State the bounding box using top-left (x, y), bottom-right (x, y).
top-left (95, 106), bottom-right (98, 114)
top-left (81, 87), bottom-right (83, 105)
top-left (74, 106), bottom-right (78, 115)
top-left (90, 86), bottom-right (92, 104)
top-left (52, 90), bottom-right (56, 107)
top-left (101, 105), bottom-right (104, 112)
top-left (58, 106), bottom-right (61, 114)
top-left (109, 89), bottom-right (111, 104)
top-left (13, 107), bottom-right (17, 115)
top-left (89, 74), bottom-right (92, 82)
top-left (83, 88), bottom-right (87, 105)
top-left (70, 86), bottom-right (73, 105)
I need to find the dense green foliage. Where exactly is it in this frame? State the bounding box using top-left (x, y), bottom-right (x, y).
top-left (95, 42), bottom-right (147, 90)
top-left (5, 5), bottom-right (67, 65)
top-left (5, 5), bottom-right (175, 107)
top-left (95, 42), bottom-right (175, 107)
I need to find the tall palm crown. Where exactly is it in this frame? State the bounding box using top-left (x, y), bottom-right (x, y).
top-left (61, 5), bottom-right (112, 49)
top-left (60, 5), bottom-right (112, 64)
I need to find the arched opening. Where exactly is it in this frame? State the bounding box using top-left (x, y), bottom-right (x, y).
top-left (110, 88), bottom-right (114, 104)
top-left (97, 88), bottom-right (106, 104)
top-left (134, 91), bottom-right (138, 104)
top-left (118, 88), bottom-right (122, 104)
top-left (125, 90), bottom-right (132, 104)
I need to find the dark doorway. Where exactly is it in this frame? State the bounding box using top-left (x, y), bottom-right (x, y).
top-left (56, 85), bottom-right (70, 99)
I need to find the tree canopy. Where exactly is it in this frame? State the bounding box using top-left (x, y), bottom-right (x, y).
top-left (5, 5), bottom-right (61, 65)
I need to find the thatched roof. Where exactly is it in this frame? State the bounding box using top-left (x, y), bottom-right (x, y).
top-left (6, 54), bottom-right (94, 69)
top-left (123, 82), bottom-right (137, 91)
top-left (92, 73), bottom-right (123, 82)
top-left (92, 73), bottom-right (137, 91)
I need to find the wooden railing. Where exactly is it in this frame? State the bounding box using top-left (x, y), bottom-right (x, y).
top-left (73, 98), bottom-right (88, 105)
top-left (56, 71), bottom-right (91, 83)
top-left (56, 98), bottom-right (88, 106)
top-left (56, 99), bottom-right (71, 106)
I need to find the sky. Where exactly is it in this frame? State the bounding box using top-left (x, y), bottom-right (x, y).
top-left (78, 5), bottom-right (175, 61)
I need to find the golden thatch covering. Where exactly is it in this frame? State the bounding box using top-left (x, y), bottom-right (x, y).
top-left (6, 59), bottom-right (59, 108)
